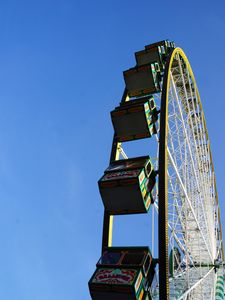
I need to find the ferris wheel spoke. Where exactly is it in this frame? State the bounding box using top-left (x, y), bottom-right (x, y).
top-left (153, 266), bottom-right (215, 299)
top-left (169, 71), bottom-right (203, 191)
top-left (176, 56), bottom-right (210, 183)
top-left (170, 266), bottom-right (215, 299)
top-left (167, 76), bottom-right (214, 260)
top-left (176, 58), bottom-right (217, 259)
top-left (167, 145), bottom-right (213, 262)
top-left (176, 56), bottom-right (211, 192)
top-left (181, 64), bottom-right (218, 258)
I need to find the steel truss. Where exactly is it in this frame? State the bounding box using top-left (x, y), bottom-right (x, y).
top-left (158, 48), bottom-right (224, 299)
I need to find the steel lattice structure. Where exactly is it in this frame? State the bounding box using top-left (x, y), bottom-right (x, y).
top-left (157, 48), bottom-right (224, 300)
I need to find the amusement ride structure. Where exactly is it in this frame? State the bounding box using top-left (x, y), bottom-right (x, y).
top-left (88, 40), bottom-right (225, 299)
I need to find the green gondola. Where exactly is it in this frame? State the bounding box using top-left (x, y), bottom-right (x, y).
top-left (98, 156), bottom-right (156, 215)
top-left (135, 46), bottom-right (165, 71)
top-left (123, 63), bottom-right (161, 98)
top-left (144, 40), bottom-right (175, 57)
top-left (111, 96), bottom-right (158, 142)
top-left (89, 247), bottom-right (155, 300)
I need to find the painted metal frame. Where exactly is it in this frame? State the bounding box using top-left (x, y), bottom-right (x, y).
top-left (101, 89), bottom-right (129, 253)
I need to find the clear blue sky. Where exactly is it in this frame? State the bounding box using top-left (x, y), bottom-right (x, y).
top-left (0, 0), bottom-right (225, 299)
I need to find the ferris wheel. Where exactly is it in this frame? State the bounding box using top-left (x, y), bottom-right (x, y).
top-left (88, 40), bottom-right (225, 300)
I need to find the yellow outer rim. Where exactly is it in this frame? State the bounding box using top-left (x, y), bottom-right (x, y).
top-left (159, 47), bottom-right (224, 299)
top-left (170, 48), bottom-right (223, 259)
